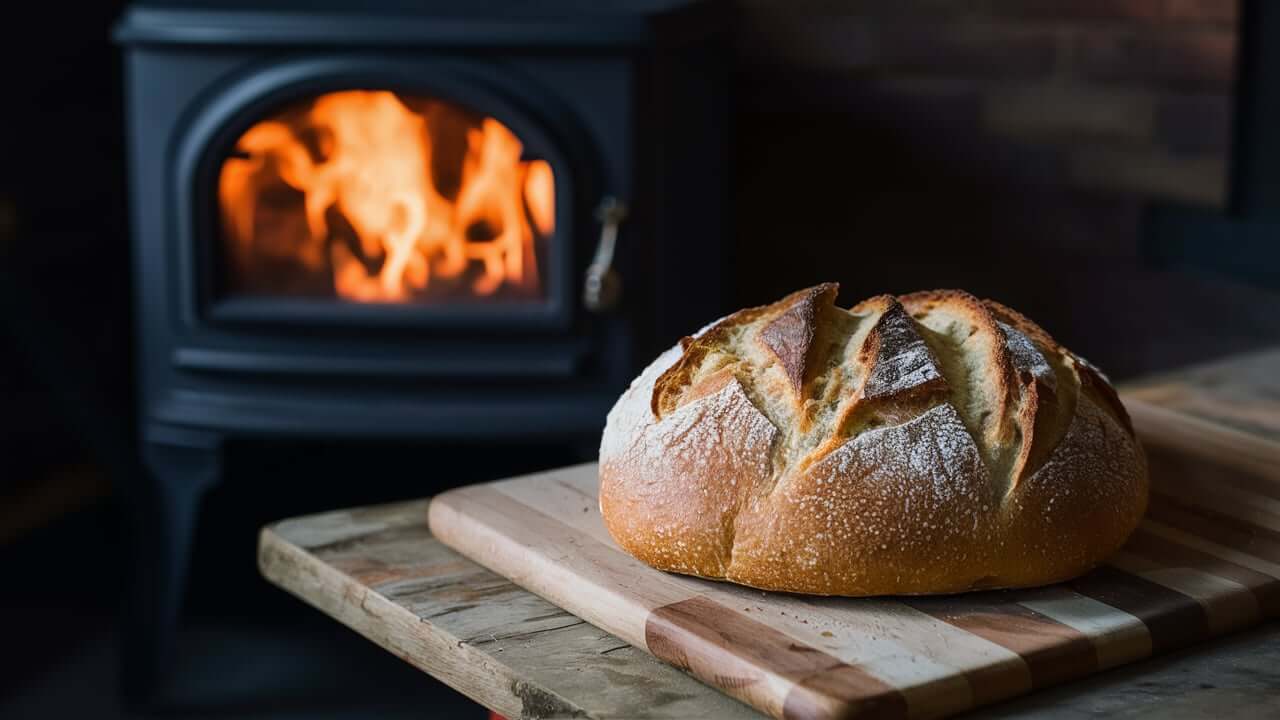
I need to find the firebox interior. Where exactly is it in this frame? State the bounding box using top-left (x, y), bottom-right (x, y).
top-left (216, 89), bottom-right (554, 305)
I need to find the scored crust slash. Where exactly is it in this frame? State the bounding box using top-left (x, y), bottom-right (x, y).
top-left (598, 283), bottom-right (1149, 597)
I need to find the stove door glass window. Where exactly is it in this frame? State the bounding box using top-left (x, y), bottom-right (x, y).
top-left (217, 90), bottom-right (555, 303)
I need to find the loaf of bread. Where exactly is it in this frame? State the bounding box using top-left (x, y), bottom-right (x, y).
top-left (599, 284), bottom-right (1147, 596)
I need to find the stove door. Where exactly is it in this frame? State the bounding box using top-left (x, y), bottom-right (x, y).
top-left (176, 58), bottom-right (586, 332)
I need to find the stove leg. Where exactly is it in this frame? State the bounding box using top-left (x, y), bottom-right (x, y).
top-left (122, 428), bottom-right (221, 705)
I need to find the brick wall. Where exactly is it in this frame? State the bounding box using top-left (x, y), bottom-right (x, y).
top-left (735, 0), bottom-right (1236, 205)
top-left (727, 0), bottom-right (1271, 376)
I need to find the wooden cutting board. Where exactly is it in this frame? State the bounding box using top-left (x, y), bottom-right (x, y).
top-left (429, 410), bottom-right (1280, 720)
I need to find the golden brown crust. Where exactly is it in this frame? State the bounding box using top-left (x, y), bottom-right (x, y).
top-left (599, 284), bottom-right (1148, 596)
top-left (981, 297), bottom-right (1067, 357)
top-left (652, 304), bottom-right (769, 418)
top-left (1073, 355), bottom-right (1135, 435)
top-left (757, 283), bottom-right (838, 396)
top-left (858, 297), bottom-right (947, 402)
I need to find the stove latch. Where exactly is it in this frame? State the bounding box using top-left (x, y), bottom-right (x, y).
top-left (583, 196), bottom-right (627, 312)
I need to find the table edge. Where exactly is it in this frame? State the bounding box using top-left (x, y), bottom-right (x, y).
top-left (256, 524), bottom-right (593, 720)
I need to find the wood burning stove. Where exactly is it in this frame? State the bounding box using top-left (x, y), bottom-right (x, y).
top-left (115, 0), bottom-right (728, 697)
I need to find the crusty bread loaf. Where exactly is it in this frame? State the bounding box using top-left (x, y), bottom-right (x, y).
top-left (598, 284), bottom-right (1148, 596)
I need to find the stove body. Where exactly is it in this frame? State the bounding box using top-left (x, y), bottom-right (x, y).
top-left (115, 0), bottom-right (728, 696)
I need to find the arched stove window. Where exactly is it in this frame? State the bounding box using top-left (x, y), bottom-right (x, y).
top-left (215, 89), bottom-right (555, 304)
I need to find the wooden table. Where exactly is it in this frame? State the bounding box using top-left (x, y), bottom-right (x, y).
top-left (259, 349), bottom-right (1280, 719)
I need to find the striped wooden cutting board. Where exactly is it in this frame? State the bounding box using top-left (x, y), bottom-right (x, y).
top-left (428, 414), bottom-right (1280, 720)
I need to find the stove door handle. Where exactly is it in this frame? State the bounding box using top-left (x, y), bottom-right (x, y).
top-left (583, 196), bottom-right (627, 312)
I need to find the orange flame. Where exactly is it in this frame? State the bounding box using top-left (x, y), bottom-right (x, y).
top-left (217, 90), bottom-right (553, 302)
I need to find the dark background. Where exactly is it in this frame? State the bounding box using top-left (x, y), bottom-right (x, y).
top-left (1, 0), bottom-right (1276, 717)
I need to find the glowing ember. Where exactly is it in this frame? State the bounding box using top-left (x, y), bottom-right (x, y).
top-left (217, 90), bottom-right (553, 302)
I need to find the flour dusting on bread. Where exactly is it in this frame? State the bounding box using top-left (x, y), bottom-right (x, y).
top-left (1000, 321), bottom-right (1056, 390)
top-left (599, 344), bottom-right (682, 463)
top-left (859, 298), bottom-right (945, 401)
